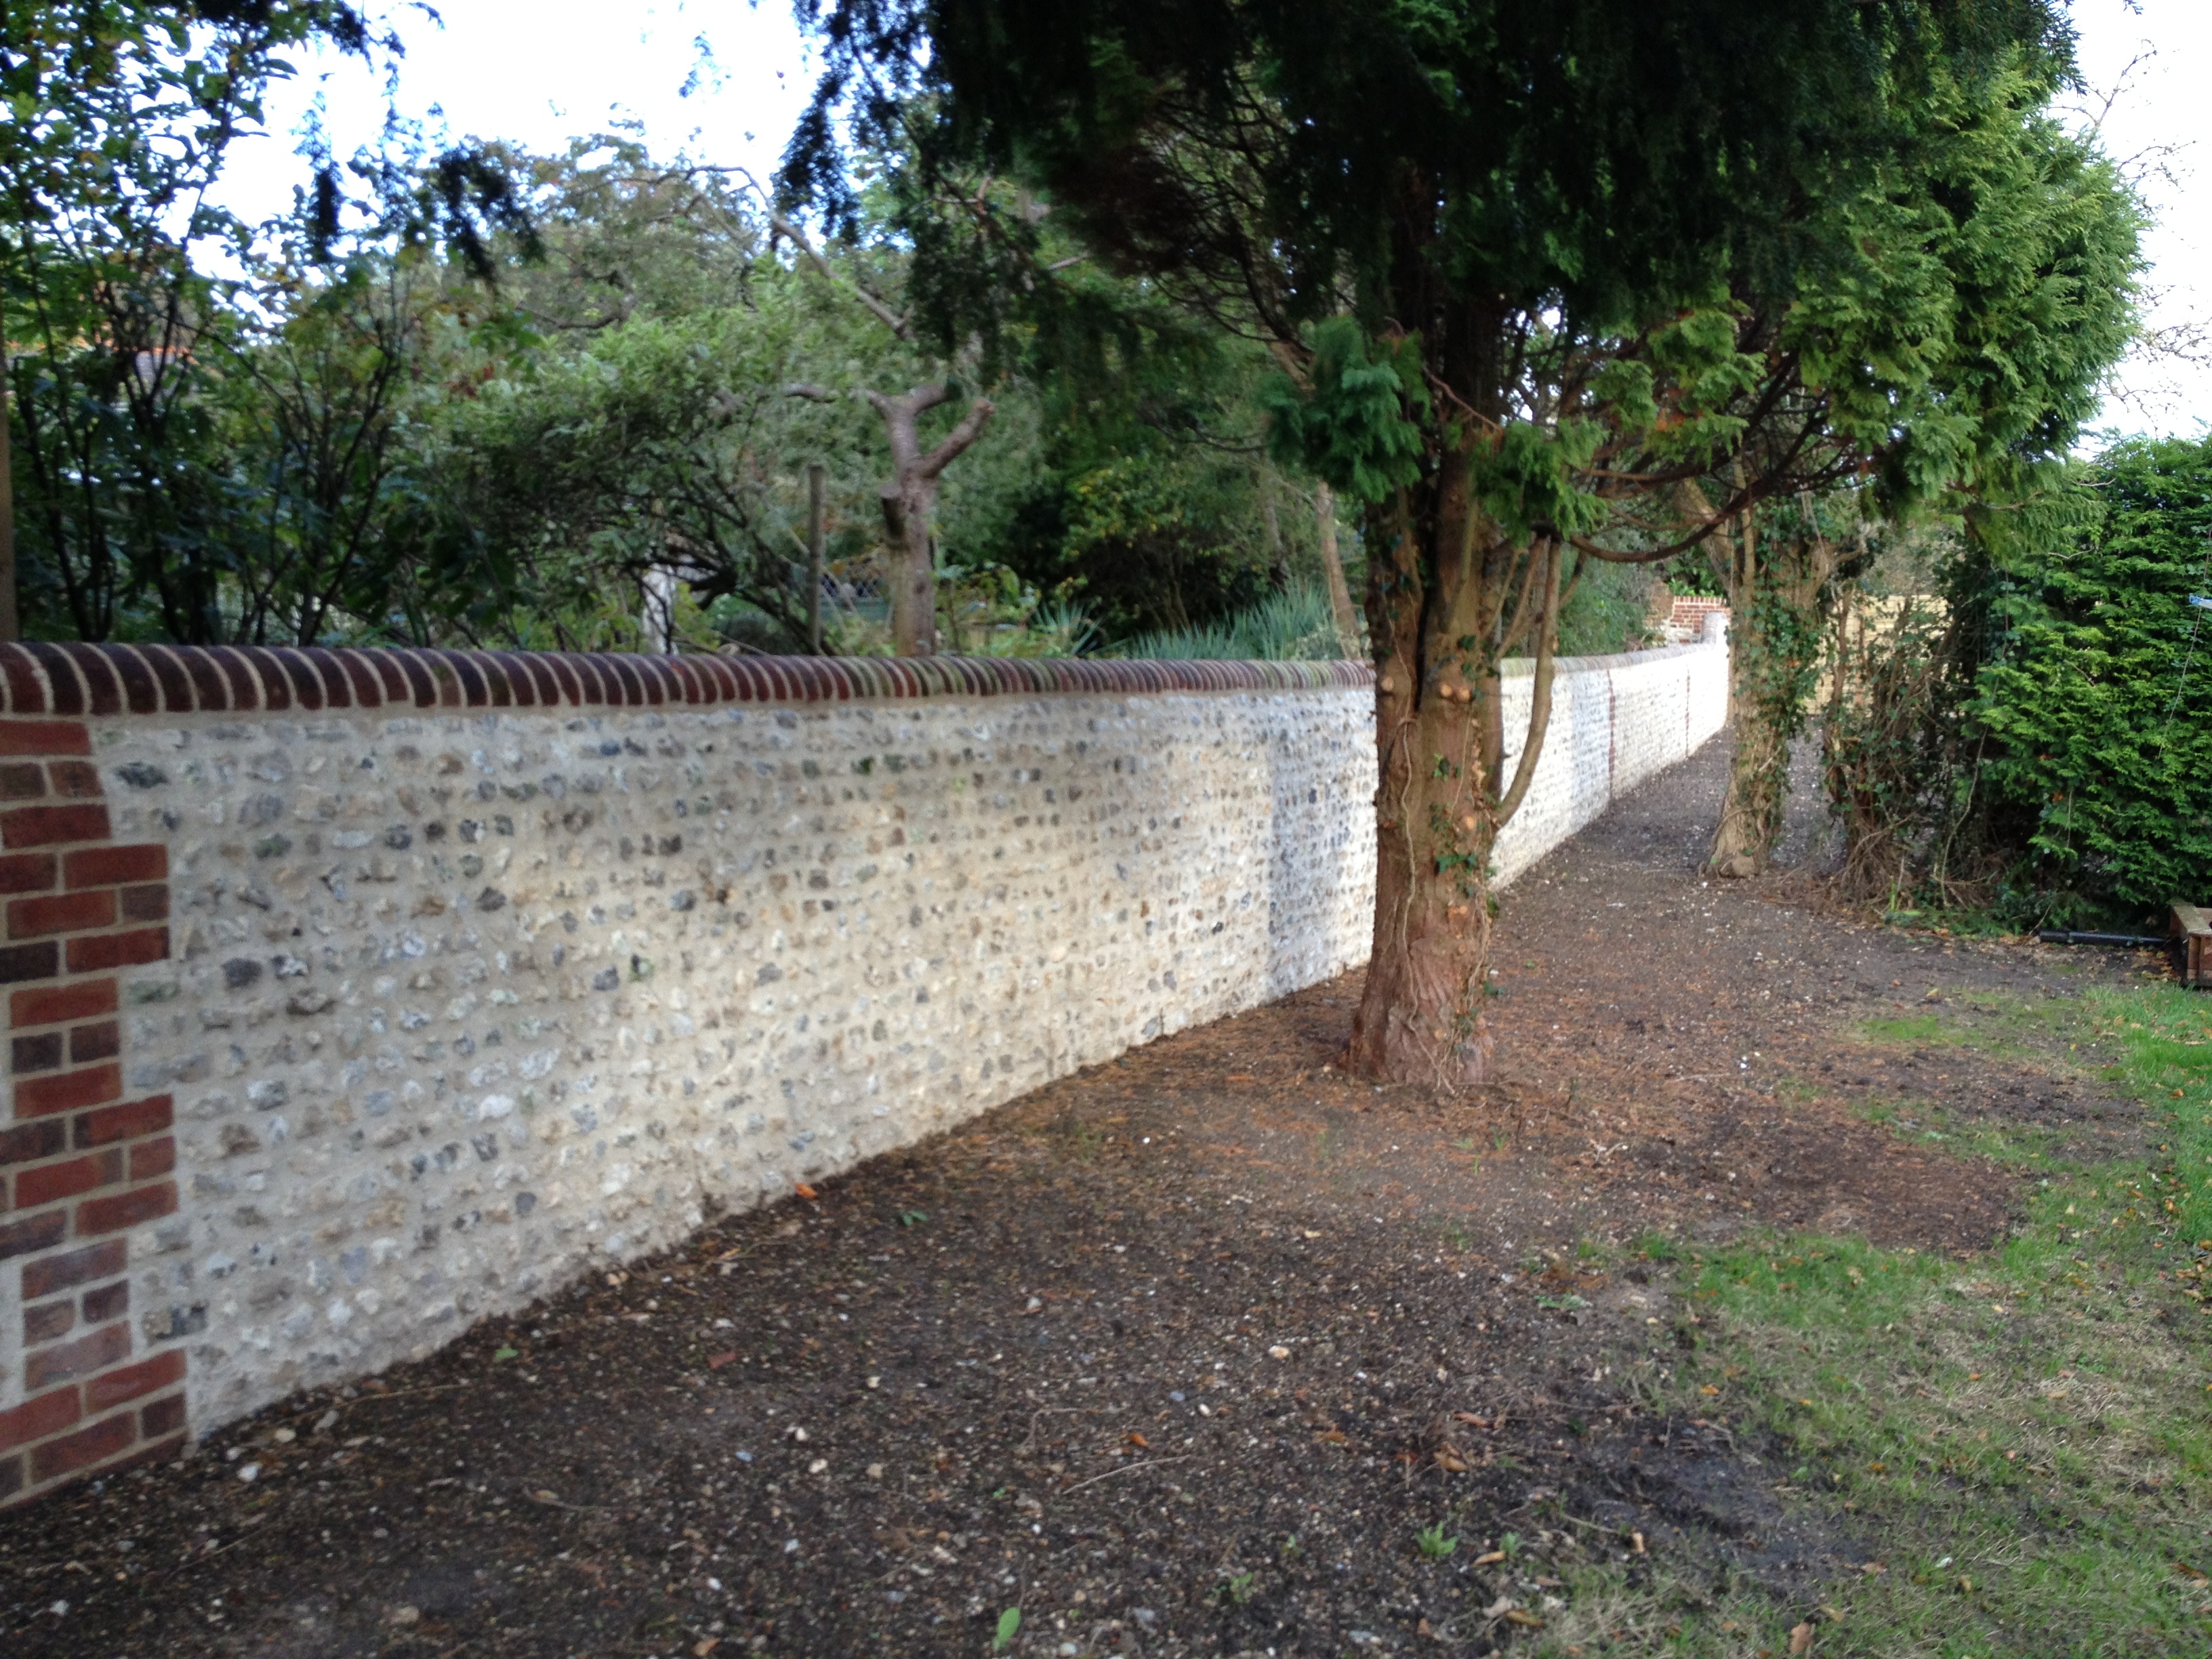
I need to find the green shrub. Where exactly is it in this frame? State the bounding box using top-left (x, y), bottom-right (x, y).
top-left (1116, 583), bottom-right (1345, 660)
top-left (1973, 437), bottom-right (2212, 912)
top-left (1556, 556), bottom-right (1658, 657)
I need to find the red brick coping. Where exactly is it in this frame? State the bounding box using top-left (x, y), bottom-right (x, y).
top-left (0, 643), bottom-right (1370, 717)
top-left (0, 646), bottom-right (1369, 1507)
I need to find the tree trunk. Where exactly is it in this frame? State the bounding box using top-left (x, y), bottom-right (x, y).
top-left (881, 476), bottom-right (939, 655)
top-left (1708, 511), bottom-right (1833, 877)
top-left (865, 384), bottom-right (994, 656)
top-left (1347, 687), bottom-right (1502, 1082)
top-left (1708, 627), bottom-right (1795, 877)
top-left (1315, 484), bottom-right (1361, 659)
top-left (1344, 472), bottom-right (1564, 1087)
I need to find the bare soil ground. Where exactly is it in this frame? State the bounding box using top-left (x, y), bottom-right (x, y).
top-left (0, 733), bottom-right (2167, 1658)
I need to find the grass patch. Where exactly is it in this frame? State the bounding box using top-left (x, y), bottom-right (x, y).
top-left (1846, 1092), bottom-right (2075, 1172)
top-left (1858, 1012), bottom-right (1961, 1045)
top-left (1856, 1008), bottom-right (2036, 1059)
top-left (1580, 983), bottom-right (2212, 1655)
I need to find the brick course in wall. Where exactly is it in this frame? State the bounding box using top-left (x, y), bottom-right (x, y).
top-left (0, 714), bottom-right (182, 1507)
top-left (0, 636), bottom-right (1722, 1508)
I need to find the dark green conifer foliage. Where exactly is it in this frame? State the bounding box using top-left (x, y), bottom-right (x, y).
top-left (1975, 439), bottom-right (2212, 913)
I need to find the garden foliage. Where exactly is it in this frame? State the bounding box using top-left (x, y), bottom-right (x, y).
top-left (1972, 438), bottom-right (2212, 912)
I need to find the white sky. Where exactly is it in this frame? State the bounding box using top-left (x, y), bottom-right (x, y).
top-left (2068, 0), bottom-right (2212, 437)
top-left (211, 1), bottom-right (815, 224)
top-left (214, 0), bottom-right (2212, 438)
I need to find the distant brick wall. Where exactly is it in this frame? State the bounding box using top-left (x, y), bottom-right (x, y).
top-left (1646, 594), bottom-right (1729, 646)
top-left (0, 718), bottom-right (182, 1507)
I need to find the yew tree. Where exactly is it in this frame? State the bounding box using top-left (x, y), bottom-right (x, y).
top-left (782, 0), bottom-right (2118, 1085)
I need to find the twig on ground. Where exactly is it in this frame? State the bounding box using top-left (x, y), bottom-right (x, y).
top-left (1061, 1455), bottom-right (1193, 1494)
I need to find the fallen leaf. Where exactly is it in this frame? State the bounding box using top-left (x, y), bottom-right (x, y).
top-left (1126, 1432), bottom-right (1149, 1449)
top-left (1269, 1345), bottom-right (1292, 1359)
top-left (492, 1347), bottom-right (519, 1362)
top-left (694, 1641), bottom-right (722, 1657)
top-left (1789, 1620), bottom-right (1815, 1655)
top-left (1631, 1531), bottom-right (1645, 1555)
top-left (1316, 1429), bottom-right (1347, 1445)
top-left (795, 1183), bottom-right (817, 1200)
top-left (1698, 1384), bottom-right (1721, 1396)
top-left (531, 1490), bottom-right (560, 1504)
top-left (1504, 1610), bottom-right (1545, 1629)
top-left (1861, 1561), bottom-right (1885, 1576)
top-left (1435, 1448), bottom-right (1469, 1473)
top-left (1473, 1550), bottom-right (1507, 1566)
top-left (707, 1351), bottom-right (739, 1370)
top-left (1453, 1411), bottom-right (1488, 1427)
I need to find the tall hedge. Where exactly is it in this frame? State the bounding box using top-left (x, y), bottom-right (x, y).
top-left (1975, 437), bottom-right (2212, 911)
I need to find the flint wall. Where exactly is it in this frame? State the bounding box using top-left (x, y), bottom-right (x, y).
top-left (0, 631), bottom-right (1721, 1504)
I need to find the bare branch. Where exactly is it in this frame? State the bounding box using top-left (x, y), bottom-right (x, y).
top-left (863, 382), bottom-right (954, 422)
top-left (1494, 543), bottom-right (1565, 830)
top-left (916, 399), bottom-right (996, 481)
top-left (732, 167), bottom-right (916, 343)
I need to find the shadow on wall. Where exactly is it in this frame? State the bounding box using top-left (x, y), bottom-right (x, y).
top-left (1263, 697), bottom-right (1377, 1002)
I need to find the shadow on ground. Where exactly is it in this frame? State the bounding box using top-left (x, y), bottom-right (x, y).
top-left (0, 731), bottom-right (2171, 1658)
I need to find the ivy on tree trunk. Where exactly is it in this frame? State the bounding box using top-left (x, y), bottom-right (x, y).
top-left (1706, 501), bottom-right (1837, 877)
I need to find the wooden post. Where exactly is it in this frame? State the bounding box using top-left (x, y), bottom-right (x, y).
top-left (1260, 466), bottom-right (1288, 590)
top-left (1315, 484), bottom-right (1360, 659)
top-left (0, 344), bottom-right (18, 641)
top-left (2173, 901), bottom-right (2210, 989)
top-left (806, 462), bottom-right (825, 655)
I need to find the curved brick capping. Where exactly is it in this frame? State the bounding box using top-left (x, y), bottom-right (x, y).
top-left (0, 642), bottom-right (1369, 718)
